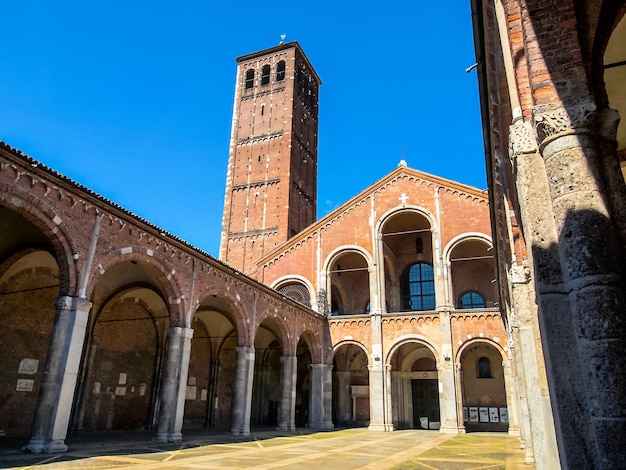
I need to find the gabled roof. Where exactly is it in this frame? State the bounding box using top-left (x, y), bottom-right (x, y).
top-left (255, 163), bottom-right (489, 267)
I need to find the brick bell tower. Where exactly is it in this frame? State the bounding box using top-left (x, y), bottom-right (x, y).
top-left (220, 41), bottom-right (321, 275)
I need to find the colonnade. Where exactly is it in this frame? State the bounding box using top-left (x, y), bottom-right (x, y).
top-left (23, 297), bottom-right (333, 453)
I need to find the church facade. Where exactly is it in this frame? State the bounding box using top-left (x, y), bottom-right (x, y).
top-left (1, 41), bottom-right (525, 457)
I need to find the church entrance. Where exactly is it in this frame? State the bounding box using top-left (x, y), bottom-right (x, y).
top-left (390, 341), bottom-right (440, 430)
top-left (411, 379), bottom-right (439, 429)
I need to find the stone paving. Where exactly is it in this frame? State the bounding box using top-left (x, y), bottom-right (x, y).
top-left (0, 429), bottom-right (533, 469)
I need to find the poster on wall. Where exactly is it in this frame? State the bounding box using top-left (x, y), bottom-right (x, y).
top-left (463, 407), bottom-right (469, 422)
top-left (479, 407), bottom-right (489, 422)
top-left (500, 407), bottom-right (509, 423)
top-left (469, 407), bottom-right (479, 422)
top-left (489, 407), bottom-right (499, 422)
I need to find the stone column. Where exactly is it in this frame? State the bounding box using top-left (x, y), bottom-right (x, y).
top-left (438, 364), bottom-right (460, 433)
top-left (309, 363), bottom-right (333, 430)
top-left (508, 122), bottom-right (563, 469)
top-left (24, 296), bottom-right (91, 453)
top-left (438, 310), bottom-right (460, 433)
top-left (452, 363), bottom-right (466, 434)
top-left (367, 314), bottom-right (389, 431)
top-left (155, 326), bottom-right (193, 443)
top-left (230, 346), bottom-right (255, 436)
top-left (276, 355), bottom-right (297, 432)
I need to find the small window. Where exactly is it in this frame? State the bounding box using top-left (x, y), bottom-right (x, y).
top-left (261, 65), bottom-right (270, 85)
top-left (415, 236), bottom-right (423, 254)
top-left (459, 291), bottom-right (486, 309)
top-left (276, 60), bottom-right (286, 81)
top-left (245, 69), bottom-right (254, 89)
top-left (478, 356), bottom-right (492, 378)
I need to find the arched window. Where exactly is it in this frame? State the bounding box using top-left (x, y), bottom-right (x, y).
top-left (261, 64), bottom-right (271, 85)
top-left (459, 291), bottom-right (486, 309)
top-left (400, 263), bottom-right (435, 311)
top-left (245, 69), bottom-right (254, 89)
top-left (277, 282), bottom-right (311, 308)
top-left (478, 356), bottom-right (492, 378)
top-left (276, 60), bottom-right (286, 81)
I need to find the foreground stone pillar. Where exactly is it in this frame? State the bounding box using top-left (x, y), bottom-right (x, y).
top-left (24, 296), bottom-right (91, 453)
top-left (155, 326), bottom-right (193, 443)
top-left (515, 100), bottom-right (626, 467)
top-left (230, 346), bottom-right (255, 436)
top-left (276, 355), bottom-right (297, 432)
top-left (309, 363), bottom-right (333, 430)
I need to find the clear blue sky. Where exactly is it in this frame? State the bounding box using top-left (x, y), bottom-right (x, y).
top-left (0, 2), bottom-right (485, 256)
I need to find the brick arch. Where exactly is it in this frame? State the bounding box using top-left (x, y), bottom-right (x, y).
top-left (376, 205), bottom-right (438, 237)
top-left (254, 310), bottom-right (294, 356)
top-left (330, 339), bottom-right (370, 364)
top-left (296, 328), bottom-right (322, 363)
top-left (322, 245), bottom-right (374, 274)
top-left (442, 232), bottom-right (493, 264)
top-left (0, 182), bottom-right (78, 295)
top-left (455, 337), bottom-right (507, 364)
top-left (87, 250), bottom-right (185, 325)
top-left (385, 334), bottom-right (441, 367)
top-left (193, 290), bottom-right (251, 348)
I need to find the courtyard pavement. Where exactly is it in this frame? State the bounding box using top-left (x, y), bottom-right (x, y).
top-left (0, 428), bottom-right (532, 469)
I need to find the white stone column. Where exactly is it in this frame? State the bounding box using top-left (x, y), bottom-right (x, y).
top-left (309, 363), bottom-right (333, 430)
top-left (230, 346), bottom-right (255, 436)
top-left (277, 355), bottom-right (297, 431)
top-left (155, 326), bottom-right (193, 443)
top-left (25, 296), bottom-right (91, 453)
top-left (438, 364), bottom-right (460, 433)
top-left (438, 310), bottom-right (461, 433)
top-left (453, 363), bottom-right (466, 434)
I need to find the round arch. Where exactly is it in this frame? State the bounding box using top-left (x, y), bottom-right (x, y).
top-left (195, 289), bottom-right (251, 348)
top-left (455, 337), bottom-right (507, 363)
top-left (375, 205), bottom-right (438, 237)
top-left (322, 245), bottom-right (374, 274)
top-left (385, 335), bottom-right (441, 367)
top-left (272, 275), bottom-right (316, 310)
top-left (442, 232), bottom-right (493, 264)
top-left (253, 311), bottom-right (293, 356)
top-left (296, 328), bottom-right (323, 364)
top-left (0, 185), bottom-right (78, 295)
top-left (87, 250), bottom-right (186, 325)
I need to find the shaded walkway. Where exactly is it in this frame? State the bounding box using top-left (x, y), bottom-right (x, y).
top-left (0, 429), bottom-right (532, 469)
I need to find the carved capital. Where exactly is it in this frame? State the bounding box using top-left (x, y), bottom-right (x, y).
top-left (532, 99), bottom-right (596, 148)
top-left (509, 121), bottom-right (538, 156)
top-left (509, 265), bottom-right (531, 285)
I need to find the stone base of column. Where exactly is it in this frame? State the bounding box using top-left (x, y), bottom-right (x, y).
top-left (23, 439), bottom-right (68, 454)
top-left (439, 425), bottom-right (465, 434)
top-left (309, 421), bottom-right (334, 430)
top-left (154, 432), bottom-right (183, 443)
top-left (507, 425), bottom-right (521, 437)
top-left (368, 423), bottom-right (393, 431)
top-left (276, 424), bottom-right (296, 432)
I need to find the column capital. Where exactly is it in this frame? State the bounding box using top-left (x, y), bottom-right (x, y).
top-left (55, 295), bottom-right (92, 313)
top-left (531, 98), bottom-right (596, 153)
